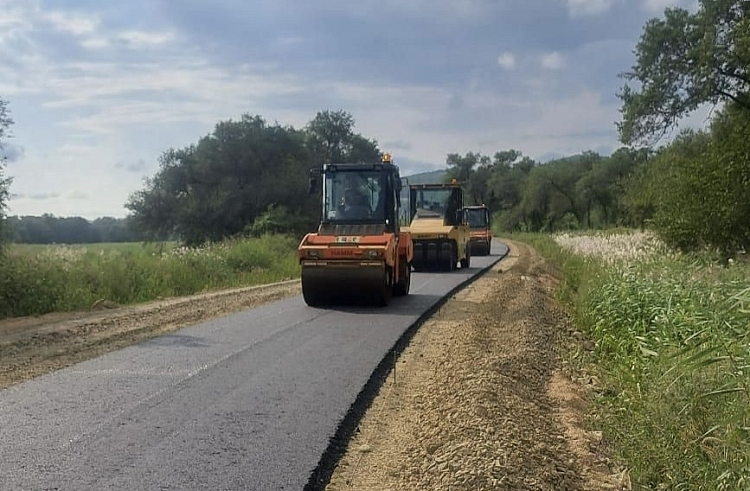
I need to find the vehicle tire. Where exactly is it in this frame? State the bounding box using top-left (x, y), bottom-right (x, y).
top-left (393, 259), bottom-right (410, 296)
top-left (302, 287), bottom-right (325, 307)
top-left (378, 267), bottom-right (393, 306)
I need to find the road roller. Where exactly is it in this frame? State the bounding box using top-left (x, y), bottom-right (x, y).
top-left (463, 204), bottom-right (492, 256)
top-left (297, 153), bottom-right (413, 306)
top-left (404, 181), bottom-right (470, 271)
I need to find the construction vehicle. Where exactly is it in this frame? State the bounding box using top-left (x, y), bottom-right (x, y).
top-left (405, 181), bottom-right (470, 271)
top-left (463, 205), bottom-right (492, 256)
top-left (298, 153), bottom-right (413, 306)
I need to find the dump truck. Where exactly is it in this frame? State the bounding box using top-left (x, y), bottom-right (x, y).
top-left (463, 204), bottom-right (492, 256)
top-left (405, 181), bottom-right (470, 271)
top-left (298, 154), bottom-right (413, 306)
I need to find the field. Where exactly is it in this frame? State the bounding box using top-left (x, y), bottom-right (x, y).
top-left (1, 235), bottom-right (300, 319)
top-left (516, 230), bottom-right (750, 490)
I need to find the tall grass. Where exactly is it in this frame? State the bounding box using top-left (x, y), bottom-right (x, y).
top-left (514, 231), bottom-right (750, 491)
top-left (0, 235), bottom-right (300, 319)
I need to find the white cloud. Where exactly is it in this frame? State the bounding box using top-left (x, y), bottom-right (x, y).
top-left (497, 52), bottom-right (516, 70)
top-left (118, 30), bottom-right (177, 47)
top-left (80, 37), bottom-right (109, 50)
top-left (42, 10), bottom-right (99, 36)
top-left (541, 52), bottom-right (566, 70)
top-left (565, 0), bottom-right (617, 17)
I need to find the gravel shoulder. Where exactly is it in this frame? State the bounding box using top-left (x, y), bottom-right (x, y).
top-left (325, 240), bottom-right (627, 491)
top-left (0, 280), bottom-right (300, 390)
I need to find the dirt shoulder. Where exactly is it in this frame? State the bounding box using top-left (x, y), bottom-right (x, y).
top-left (0, 280), bottom-right (300, 390)
top-left (325, 240), bottom-right (626, 491)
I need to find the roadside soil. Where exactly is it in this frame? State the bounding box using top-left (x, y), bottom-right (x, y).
top-left (0, 280), bottom-right (300, 390)
top-left (326, 240), bottom-right (628, 491)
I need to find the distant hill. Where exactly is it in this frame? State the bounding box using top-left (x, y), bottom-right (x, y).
top-left (403, 169), bottom-right (447, 185)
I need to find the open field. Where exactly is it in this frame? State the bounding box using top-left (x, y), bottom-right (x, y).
top-left (1, 235), bottom-right (300, 319)
top-left (516, 230), bottom-right (750, 490)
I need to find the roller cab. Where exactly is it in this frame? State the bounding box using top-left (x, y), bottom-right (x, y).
top-left (298, 155), bottom-right (413, 306)
top-left (406, 182), bottom-right (471, 271)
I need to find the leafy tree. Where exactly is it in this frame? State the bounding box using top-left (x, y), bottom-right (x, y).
top-left (127, 115), bottom-right (316, 245)
top-left (487, 152), bottom-right (533, 221)
top-left (577, 148), bottom-right (647, 227)
top-left (619, 0), bottom-right (750, 145)
top-left (0, 97), bottom-right (13, 248)
top-left (127, 111), bottom-right (380, 245)
top-left (629, 105), bottom-right (750, 253)
top-left (306, 110), bottom-right (379, 164)
top-left (445, 152), bottom-right (481, 184)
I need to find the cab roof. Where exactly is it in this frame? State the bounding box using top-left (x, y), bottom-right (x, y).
top-left (323, 162), bottom-right (401, 174)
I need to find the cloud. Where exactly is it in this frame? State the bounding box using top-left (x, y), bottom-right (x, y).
top-left (565, 0), bottom-right (618, 17)
top-left (26, 192), bottom-right (60, 200)
top-left (42, 10), bottom-right (99, 36)
top-left (117, 30), bottom-right (177, 47)
top-left (497, 52), bottom-right (516, 70)
top-left (541, 51), bottom-right (566, 70)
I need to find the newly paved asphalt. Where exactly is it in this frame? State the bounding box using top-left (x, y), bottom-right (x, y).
top-left (0, 242), bottom-right (508, 491)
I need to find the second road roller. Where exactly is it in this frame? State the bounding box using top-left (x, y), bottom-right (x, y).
top-left (404, 181), bottom-right (471, 271)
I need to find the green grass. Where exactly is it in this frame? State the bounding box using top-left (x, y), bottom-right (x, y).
top-left (1, 235), bottom-right (300, 319)
top-left (511, 232), bottom-right (750, 491)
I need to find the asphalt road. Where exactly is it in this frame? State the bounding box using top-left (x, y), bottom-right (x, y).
top-left (0, 242), bottom-right (508, 491)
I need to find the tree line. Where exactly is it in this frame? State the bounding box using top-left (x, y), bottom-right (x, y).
top-left (6, 215), bottom-right (148, 244)
top-left (443, 148), bottom-right (649, 232)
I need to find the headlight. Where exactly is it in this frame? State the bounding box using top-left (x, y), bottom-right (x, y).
top-left (307, 250), bottom-right (319, 258)
top-left (367, 249), bottom-right (381, 258)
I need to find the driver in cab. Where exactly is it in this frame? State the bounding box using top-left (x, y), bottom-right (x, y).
top-left (341, 180), bottom-right (371, 219)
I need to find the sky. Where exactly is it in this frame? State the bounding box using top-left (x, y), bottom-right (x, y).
top-left (0, 0), bottom-right (701, 219)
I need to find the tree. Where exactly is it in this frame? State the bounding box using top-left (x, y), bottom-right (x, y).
top-left (0, 97), bottom-right (13, 247)
top-left (628, 105), bottom-right (750, 254)
top-left (127, 115), bottom-right (317, 245)
top-left (305, 110), bottom-right (380, 164)
top-left (127, 111), bottom-right (381, 245)
top-left (618, 0), bottom-right (750, 145)
top-left (445, 152), bottom-right (480, 184)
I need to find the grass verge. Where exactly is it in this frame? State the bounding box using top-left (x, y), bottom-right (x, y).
top-left (511, 231), bottom-right (750, 491)
top-left (1, 234), bottom-right (300, 319)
